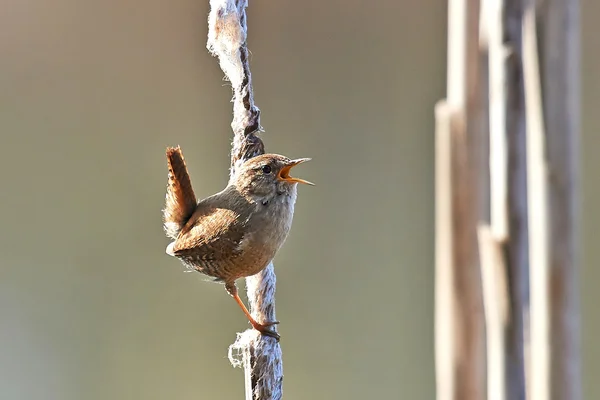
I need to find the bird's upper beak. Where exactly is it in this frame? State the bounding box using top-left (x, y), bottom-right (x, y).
top-left (278, 158), bottom-right (314, 185)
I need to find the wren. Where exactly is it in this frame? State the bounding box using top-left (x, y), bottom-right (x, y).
top-left (163, 146), bottom-right (312, 340)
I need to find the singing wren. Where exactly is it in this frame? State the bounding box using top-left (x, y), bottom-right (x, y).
top-left (163, 146), bottom-right (312, 339)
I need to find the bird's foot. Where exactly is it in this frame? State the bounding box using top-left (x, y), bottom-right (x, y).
top-left (251, 320), bottom-right (281, 341)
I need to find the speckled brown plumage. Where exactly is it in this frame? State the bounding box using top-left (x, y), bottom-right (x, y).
top-left (163, 146), bottom-right (312, 339)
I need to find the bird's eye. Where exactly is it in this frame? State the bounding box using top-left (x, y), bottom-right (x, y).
top-left (261, 165), bottom-right (272, 174)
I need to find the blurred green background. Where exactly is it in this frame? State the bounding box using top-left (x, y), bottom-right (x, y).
top-left (0, 0), bottom-right (597, 399)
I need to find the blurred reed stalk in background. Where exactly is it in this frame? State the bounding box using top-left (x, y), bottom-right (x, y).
top-left (435, 0), bottom-right (580, 399)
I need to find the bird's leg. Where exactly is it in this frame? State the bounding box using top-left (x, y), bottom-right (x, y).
top-left (225, 282), bottom-right (280, 340)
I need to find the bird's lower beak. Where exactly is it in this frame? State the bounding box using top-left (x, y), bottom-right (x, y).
top-left (278, 158), bottom-right (314, 185)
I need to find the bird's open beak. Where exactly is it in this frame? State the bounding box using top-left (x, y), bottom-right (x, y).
top-left (278, 158), bottom-right (314, 185)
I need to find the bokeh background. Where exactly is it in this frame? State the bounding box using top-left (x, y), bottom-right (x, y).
top-left (0, 0), bottom-right (597, 399)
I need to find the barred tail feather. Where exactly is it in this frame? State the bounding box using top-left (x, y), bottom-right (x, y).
top-left (163, 146), bottom-right (197, 239)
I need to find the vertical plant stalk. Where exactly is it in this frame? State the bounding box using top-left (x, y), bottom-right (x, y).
top-left (522, 3), bottom-right (550, 399)
top-left (539, 0), bottom-right (582, 398)
top-left (477, 225), bottom-right (510, 400)
top-left (435, 0), bottom-right (486, 399)
top-left (522, 2), bottom-right (581, 397)
top-left (434, 101), bottom-right (455, 400)
top-left (504, 1), bottom-right (529, 398)
top-left (478, 0), bottom-right (520, 398)
top-left (206, 1), bottom-right (283, 399)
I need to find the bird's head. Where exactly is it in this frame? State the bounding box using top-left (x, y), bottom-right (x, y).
top-left (233, 154), bottom-right (313, 198)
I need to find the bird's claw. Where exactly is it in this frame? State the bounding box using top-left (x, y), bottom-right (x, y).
top-left (258, 328), bottom-right (281, 341)
top-left (261, 320), bottom-right (280, 326)
top-left (251, 321), bottom-right (281, 341)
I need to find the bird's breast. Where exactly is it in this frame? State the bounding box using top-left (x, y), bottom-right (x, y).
top-left (240, 192), bottom-right (297, 271)
top-left (254, 200), bottom-right (295, 249)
